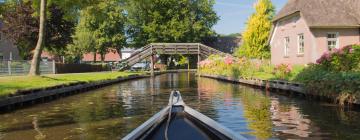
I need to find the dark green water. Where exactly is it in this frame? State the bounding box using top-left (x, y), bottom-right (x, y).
top-left (0, 73), bottom-right (360, 140)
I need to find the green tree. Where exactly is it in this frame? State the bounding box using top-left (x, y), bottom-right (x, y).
top-left (1, 1), bottom-right (75, 60)
top-left (126, 0), bottom-right (218, 47)
top-left (68, 0), bottom-right (127, 62)
top-left (235, 0), bottom-right (275, 59)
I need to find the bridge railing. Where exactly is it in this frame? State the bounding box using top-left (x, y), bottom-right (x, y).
top-left (117, 43), bottom-right (231, 70)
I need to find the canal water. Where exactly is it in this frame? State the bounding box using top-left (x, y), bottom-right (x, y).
top-left (0, 73), bottom-right (360, 140)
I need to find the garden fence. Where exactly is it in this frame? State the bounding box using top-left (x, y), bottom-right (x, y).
top-left (0, 60), bottom-right (55, 76)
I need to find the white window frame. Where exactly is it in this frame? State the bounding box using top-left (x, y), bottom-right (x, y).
top-left (284, 37), bottom-right (290, 57)
top-left (327, 32), bottom-right (339, 51)
top-left (297, 34), bottom-right (304, 55)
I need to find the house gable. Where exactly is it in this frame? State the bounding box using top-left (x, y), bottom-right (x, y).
top-left (270, 13), bottom-right (316, 65)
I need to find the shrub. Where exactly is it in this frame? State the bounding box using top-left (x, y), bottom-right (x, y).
top-left (273, 63), bottom-right (292, 80)
top-left (198, 55), bottom-right (274, 79)
top-left (295, 44), bottom-right (360, 105)
top-left (316, 44), bottom-right (360, 72)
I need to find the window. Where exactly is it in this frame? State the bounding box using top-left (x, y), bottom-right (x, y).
top-left (327, 32), bottom-right (338, 51)
top-left (298, 34), bottom-right (304, 54)
top-left (284, 37), bottom-right (290, 57)
top-left (0, 53), bottom-right (3, 60)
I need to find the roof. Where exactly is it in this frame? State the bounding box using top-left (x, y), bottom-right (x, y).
top-left (273, 0), bottom-right (360, 27)
top-left (82, 51), bottom-right (121, 62)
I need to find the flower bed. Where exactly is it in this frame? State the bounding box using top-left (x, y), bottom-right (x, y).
top-left (294, 44), bottom-right (360, 105)
top-left (198, 44), bottom-right (360, 105)
top-left (198, 55), bottom-right (303, 81)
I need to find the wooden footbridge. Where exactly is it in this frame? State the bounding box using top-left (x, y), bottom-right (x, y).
top-left (119, 43), bottom-right (229, 74)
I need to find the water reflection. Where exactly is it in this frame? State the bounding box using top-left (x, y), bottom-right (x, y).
top-left (0, 73), bottom-right (359, 139)
top-left (271, 99), bottom-right (312, 138)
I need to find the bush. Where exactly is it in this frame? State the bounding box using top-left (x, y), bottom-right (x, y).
top-left (273, 63), bottom-right (292, 80)
top-left (316, 44), bottom-right (360, 72)
top-left (294, 44), bottom-right (360, 105)
top-left (199, 55), bottom-right (275, 79)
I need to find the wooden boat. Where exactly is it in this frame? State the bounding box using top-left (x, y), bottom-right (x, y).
top-left (122, 91), bottom-right (247, 140)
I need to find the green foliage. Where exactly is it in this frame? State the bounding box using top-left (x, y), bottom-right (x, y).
top-left (274, 64), bottom-right (292, 80)
top-left (294, 44), bottom-right (360, 105)
top-left (67, 0), bottom-right (127, 62)
top-left (178, 55), bottom-right (189, 66)
top-left (1, 1), bottom-right (75, 59)
top-left (126, 0), bottom-right (219, 47)
top-left (316, 45), bottom-right (360, 72)
top-left (198, 55), bottom-right (276, 80)
top-left (234, 0), bottom-right (275, 59)
top-left (66, 27), bottom-right (96, 62)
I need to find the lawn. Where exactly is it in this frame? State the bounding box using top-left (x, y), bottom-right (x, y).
top-left (0, 71), bottom-right (143, 97)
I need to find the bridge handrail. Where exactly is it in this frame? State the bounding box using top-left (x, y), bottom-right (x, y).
top-left (117, 43), bottom-right (232, 70)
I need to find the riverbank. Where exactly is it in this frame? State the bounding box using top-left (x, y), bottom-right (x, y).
top-left (198, 45), bottom-right (360, 105)
top-left (0, 71), bottom-right (143, 98)
top-left (0, 70), bottom-right (198, 111)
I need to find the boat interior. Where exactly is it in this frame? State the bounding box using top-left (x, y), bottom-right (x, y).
top-left (136, 106), bottom-right (232, 140)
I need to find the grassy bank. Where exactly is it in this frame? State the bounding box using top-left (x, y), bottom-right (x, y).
top-left (0, 71), bottom-right (143, 97)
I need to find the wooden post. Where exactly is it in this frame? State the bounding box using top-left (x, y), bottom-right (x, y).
top-left (150, 45), bottom-right (154, 76)
top-left (52, 60), bottom-right (56, 74)
top-left (197, 44), bottom-right (201, 69)
top-left (8, 60), bottom-right (11, 75)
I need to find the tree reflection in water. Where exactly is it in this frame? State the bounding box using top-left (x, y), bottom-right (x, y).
top-left (239, 89), bottom-right (272, 139)
top-left (0, 73), bottom-right (360, 139)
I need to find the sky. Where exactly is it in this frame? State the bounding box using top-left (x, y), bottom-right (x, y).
top-left (213, 0), bottom-right (288, 35)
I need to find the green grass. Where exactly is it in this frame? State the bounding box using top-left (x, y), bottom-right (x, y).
top-left (0, 71), bottom-right (143, 97)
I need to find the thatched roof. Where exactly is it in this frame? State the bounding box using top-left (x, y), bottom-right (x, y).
top-left (273, 0), bottom-right (360, 27)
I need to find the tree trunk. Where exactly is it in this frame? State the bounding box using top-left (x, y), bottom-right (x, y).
top-left (116, 48), bottom-right (122, 60)
top-left (93, 51), bottom-right (97, 63)
top-left (101, 54), bottom-right (105, 63)
top-left (29, 0), bottom-right (46, 76)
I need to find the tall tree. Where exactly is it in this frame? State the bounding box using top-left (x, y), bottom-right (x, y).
top-left (45, 5), bottom-right (75, 58)
top-left (67, 0), bottom-right (127, 62)
top-left (1, 1), bottom-right (75, 60)
top-left (126, 0), bottom-right (219, 47)
top-left (235, 0), bottom-right (275, 59)
top-left (29, 0), bottom-right (46, 75)
top-left (1, 1), bottom-right (38, 59)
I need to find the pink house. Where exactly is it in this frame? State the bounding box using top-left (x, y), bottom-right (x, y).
top-left (269, 0), bottom-right (360, 65)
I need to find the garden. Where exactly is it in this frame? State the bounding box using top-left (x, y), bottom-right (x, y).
top-left (198, 44), bottom-right (360, 105)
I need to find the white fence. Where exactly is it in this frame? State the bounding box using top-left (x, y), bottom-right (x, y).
top-left (0, 60), bottom-right (55, 76)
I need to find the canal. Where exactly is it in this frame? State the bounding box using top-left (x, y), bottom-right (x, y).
top-left (0, 72), bottom-right (359, 140)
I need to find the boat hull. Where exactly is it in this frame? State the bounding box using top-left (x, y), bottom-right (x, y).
top-left (122, 91), bottom-right (247, 140)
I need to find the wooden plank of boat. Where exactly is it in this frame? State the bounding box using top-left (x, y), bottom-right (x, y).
top-left (122, 91), bottom-right (247, 140)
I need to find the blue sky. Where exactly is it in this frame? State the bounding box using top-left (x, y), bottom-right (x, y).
top-left (213, 0), bottom-right (288, 35)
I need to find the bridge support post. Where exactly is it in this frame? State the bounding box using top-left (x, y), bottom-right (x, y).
top-left (150, 45), bottom-right (154, 76)
top-left (197, 44), bottom-right (201, 69)
top-left (150, 55), bottom-right (154, 76)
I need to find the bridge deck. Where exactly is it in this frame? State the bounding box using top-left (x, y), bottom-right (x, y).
top-left (119, 43), bottom-right (230, 74)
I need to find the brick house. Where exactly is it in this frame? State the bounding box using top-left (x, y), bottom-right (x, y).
top-left (269, 0), bottom-right (360, 65)
top-left (0, 21), bottom-right (21, 60)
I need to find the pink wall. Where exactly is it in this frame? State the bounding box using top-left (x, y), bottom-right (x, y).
top-left (311, 28), bottom-right (360, 59)
top-left (270, 13), bottom-right (360, 65)
top-left (270, 13), bottom-right (315, 65)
